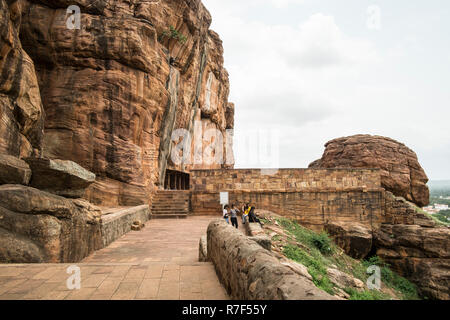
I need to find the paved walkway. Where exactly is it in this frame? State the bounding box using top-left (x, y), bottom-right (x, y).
top-left (0, 216), bottom-right (231, 300)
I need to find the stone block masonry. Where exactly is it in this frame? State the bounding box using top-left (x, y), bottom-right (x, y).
top-left (207, 219), bottom-right (337, 300)
top-left (191, 168), bottom-right (381, 193)
top-left (191, 169), bottom-right (384, 231)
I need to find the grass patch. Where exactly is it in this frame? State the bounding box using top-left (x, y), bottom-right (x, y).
top-left (271, 234), bottom-right (282, 241)
top-left (344, 287), bottom-right (391, 300)
top-left (278, 218), bottom-right (333, 254)
top-left (283, 244), bottom-right (335, 295)
top-left (273, 217), bottom-right (421, 300)
top-left (362, 256), bottom-right (420, 300)
top-left (426, 212), bottom-right (449, 227)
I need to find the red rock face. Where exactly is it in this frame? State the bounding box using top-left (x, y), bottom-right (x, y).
top-left (309, 135), bottom-right (429, 207)
top-left (13, 0), bottom-right (234, 206)
top-left (374, 224), bottom-right (450, 300)
top-left (0, 0), bottom-right (44, 159)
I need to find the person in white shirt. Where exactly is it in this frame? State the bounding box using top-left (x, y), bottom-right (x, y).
top-left (223, 205), bottom-right (230, 224)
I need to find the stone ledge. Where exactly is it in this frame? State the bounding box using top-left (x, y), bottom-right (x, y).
top-left (25, 158), bottom-right (96, 198)
top-left (100, 205), bottom-right (150, 247)
top-left (0, 154), bottom-right (31, 185)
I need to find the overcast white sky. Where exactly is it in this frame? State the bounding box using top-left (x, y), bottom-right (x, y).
top-left (202, 0), bottom-right (450, 180)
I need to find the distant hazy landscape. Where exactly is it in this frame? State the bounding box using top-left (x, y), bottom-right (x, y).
top-left (428, 180), bottom-right (450, 225)
top-left (429, 180), bottom-right (450, 197)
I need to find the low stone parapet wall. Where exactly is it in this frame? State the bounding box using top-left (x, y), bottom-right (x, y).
top-left (207, 219), bottom-right (336, 300)
top-left (100, 205), bottom-right (150, 247)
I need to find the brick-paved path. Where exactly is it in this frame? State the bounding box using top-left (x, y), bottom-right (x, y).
top-left (0, 216), bottom-right (230, 300)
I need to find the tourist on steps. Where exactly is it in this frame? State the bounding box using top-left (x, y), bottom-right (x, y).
top-left (230, 204), bottom-right (239, 229)
top-left (223, 205), bottom-right (230, 224)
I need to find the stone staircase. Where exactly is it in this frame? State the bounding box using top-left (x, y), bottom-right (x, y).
top-left (151, 190), bottom-right (190, 219)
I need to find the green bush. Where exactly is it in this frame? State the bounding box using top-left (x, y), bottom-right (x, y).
top-left (311, 232), bottom-right (333, 254)
top-left (277, 218), bottom-right (333, 254)
top-left (161, 26), bottom-right (187, 44)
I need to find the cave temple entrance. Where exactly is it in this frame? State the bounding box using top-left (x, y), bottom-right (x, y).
top-left (164, 169), bottom-right (190, 190)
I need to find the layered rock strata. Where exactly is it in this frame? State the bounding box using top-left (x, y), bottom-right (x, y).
top-left (0, 184), bottom-right (102, 263)
top-left (325, 222), bottom-right (373, 260)
top-left (17, 0), bottom-right (234, 207)
top-left (0, 0), bottom-right (233, 262)
top-left (311, 135), bottom-right (447, 299)
top-left (309, 135), bottom-right (429, 207)
top-left (0, 0), bottom-right (44, 159)
top-left (374, 224), bottom-right (449, 300)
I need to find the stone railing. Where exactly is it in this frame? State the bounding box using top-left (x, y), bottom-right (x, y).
top-left (206, 219), bottom-right (336, 300)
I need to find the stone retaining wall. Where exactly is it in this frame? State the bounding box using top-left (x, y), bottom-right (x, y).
top-left (206, 219), bottom-right (336, 300)
top-left (100, 205), bottom-right (150, 247)
top-left (191, 169), bottom-right (384, 231)
top-left (193, 190), bottom-right (383, 231)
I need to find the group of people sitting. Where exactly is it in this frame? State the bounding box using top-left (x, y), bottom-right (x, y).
top-left (222, 203), bottom-right (260, 229)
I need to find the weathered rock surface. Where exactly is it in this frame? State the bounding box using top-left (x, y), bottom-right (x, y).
top-left (0, 185), bottom-right (102, 262)
top-left (309, 135), bottom-right (429, 207)
top-left (0, 227), bottom-right (44, 263)
top-left (325, 221), bottom-right (373, 259)
top-left (198, 235), bottom-right (208, 262)
top-left (374, 224), bottom-right (450, 300)
top-left (279, 259), bottom-right (312, 281)
top-left (131, 220), bottom-right (145, 231)
top-left (0, 0), bottom-right (234, 264)
top-left (0, 0), bottom-right (44, 159)
top-left (327, 268), bottom-right (365, 290)
top-left (0, 154), bottom-right (31, 185)
top-left (207, 220), bottom-right (337, 300)
top-left (14, 0), bottom-right (234, 207)
top-left (0, 184), bottom-right (75, 218)
top-left (383, 191), bottom-right (435, 227)
top-left (25, 157), bottom-right (95, 198)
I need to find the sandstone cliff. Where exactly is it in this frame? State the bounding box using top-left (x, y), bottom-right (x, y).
top-left (309, 135), bottom-right (429, 207)
top-left (311, 135), bottom-right (448, 299)
top-left (13, 0), bottom-right (233, 207)
top-left (0, 0), bottom-right (44, 159)
top-left (0, 0), bottom-right (233, 263)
